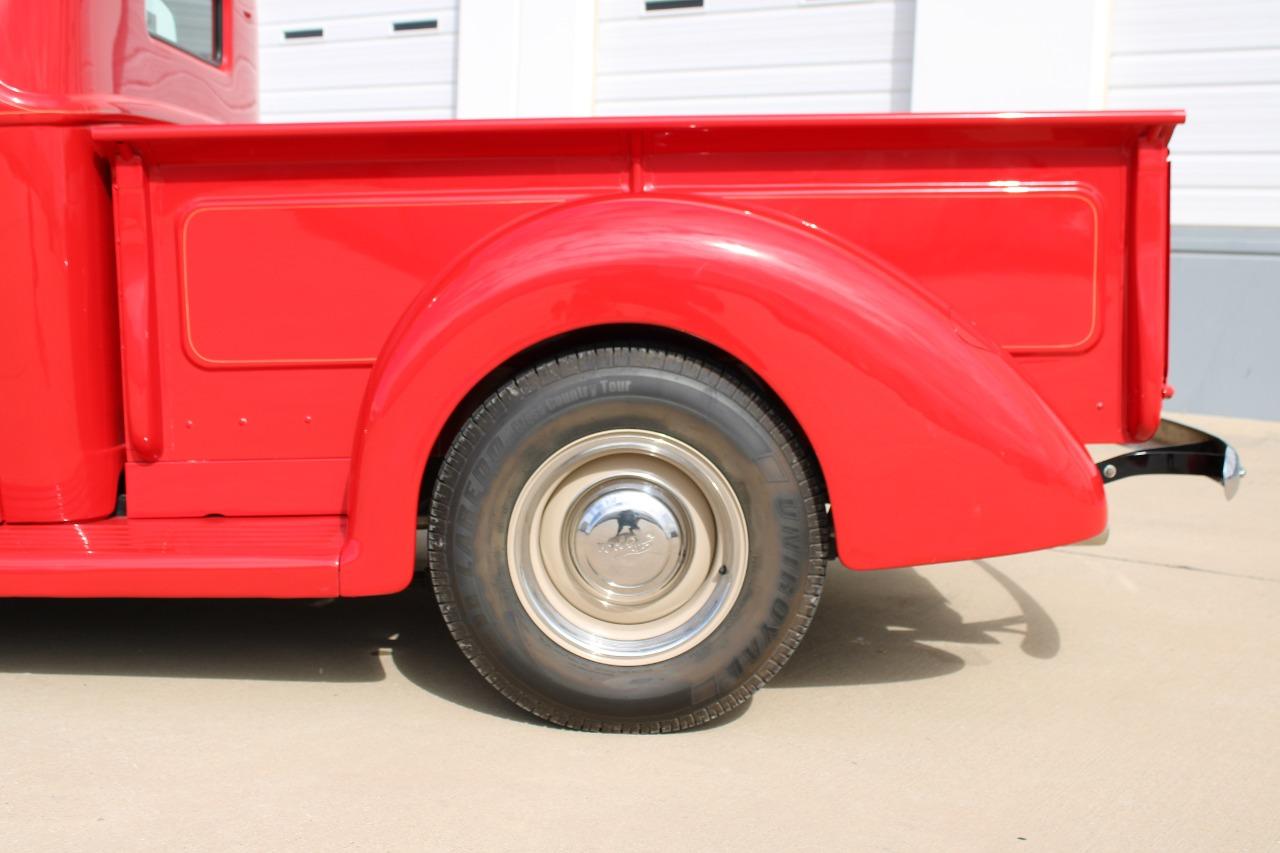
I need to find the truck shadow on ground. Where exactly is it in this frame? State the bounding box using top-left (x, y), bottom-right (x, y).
top-left (0, 561), bottom-right (1056, 726)
top-left (770, 560), bottom-right (1059, 689)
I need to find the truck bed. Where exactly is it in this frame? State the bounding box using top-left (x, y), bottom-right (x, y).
top-left (83, 112), bottom-right (1182, 522)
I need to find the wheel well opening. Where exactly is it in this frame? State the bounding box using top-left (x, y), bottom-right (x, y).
top-left (416, 325), bottom-right (832, 552)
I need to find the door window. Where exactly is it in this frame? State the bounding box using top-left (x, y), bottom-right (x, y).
top-left (146, 0), bottom-right (222, 65)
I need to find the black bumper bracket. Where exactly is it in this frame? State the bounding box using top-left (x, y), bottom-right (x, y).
top-left (1097, 419), bottom-right (1245, 500)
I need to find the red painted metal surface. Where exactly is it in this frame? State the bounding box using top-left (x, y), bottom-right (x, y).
top-left (340, 193), bottom-right (1108, 594)
top-left (0, 0), bottom-right (256, 531)
top-left (0, 126), bottom-right (122, 522)
top-left (1127, 129), bottom-right (1177, 441)
top-left (0, 4), bottom-right (1185, 598)
top-left (0, 0), bottom-right (257, 126)
top-left (111, 148), bottom-right (165, 463)
top-left (35, 111), bottom-right (1175, 598)
top-left (125, 459), bottom-right (350, 518)
top-left (0, 516), bottom-right (341, 597)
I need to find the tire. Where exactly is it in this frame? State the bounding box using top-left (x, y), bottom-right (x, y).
top-left (427, 347), bottom-right (829, 732)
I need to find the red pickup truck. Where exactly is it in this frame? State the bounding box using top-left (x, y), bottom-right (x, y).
top-left (0, 1), bottom-right (1243, 732)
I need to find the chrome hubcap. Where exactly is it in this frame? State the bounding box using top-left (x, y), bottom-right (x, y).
top-left (508, 430), bottom-right (748, 666)
top-left (569, 482), bottom-right (688, 607)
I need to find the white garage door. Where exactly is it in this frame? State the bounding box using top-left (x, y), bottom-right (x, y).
top-left (595, 0), bottom-right (915, 116)
top-left (257, 0), bottom-right (458, 123)
top-left (1109, 0), bottom-right (1280, 227)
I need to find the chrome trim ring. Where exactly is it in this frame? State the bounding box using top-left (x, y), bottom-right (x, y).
top-left (507, 429), bottom-right (748, 666)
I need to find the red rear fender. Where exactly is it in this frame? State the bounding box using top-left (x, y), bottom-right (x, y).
top-left (339, 195), bottom-right (1104, 595)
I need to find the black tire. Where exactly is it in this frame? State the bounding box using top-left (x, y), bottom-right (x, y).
top-left (427, 347), bottom-right (829, 732)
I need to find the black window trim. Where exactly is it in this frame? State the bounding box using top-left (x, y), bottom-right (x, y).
top-left (146, 0), bottom-right (225, 68)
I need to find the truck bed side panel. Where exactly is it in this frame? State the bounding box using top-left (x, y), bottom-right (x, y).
top-left (91, 114), bottom-right (1178, 522)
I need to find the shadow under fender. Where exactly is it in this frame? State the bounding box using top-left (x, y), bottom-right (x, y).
top-left (338, 195), bottom-right (1105, 595)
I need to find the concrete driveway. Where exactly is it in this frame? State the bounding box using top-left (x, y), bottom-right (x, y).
top-left (0, 414), bottom-right (1275, 852)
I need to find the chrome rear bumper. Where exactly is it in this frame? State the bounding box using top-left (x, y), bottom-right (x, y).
top-left (1097, 419), bottom-right (1245, 500)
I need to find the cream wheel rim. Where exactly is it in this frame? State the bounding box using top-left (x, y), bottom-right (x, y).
top-left (506, 429), bottom-right (748, 666)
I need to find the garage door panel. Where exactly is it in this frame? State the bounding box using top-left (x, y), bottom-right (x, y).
top-left (1112, 0), bottom-right (1280, 53)
top-left (596, 90), bottom-right (908, 116)
top-left (598, 3), bottom-right (912, 73)
top-left (260, 39), bottom-right (456, 91)
top-left (259, 0), bottom-right (457, 26)
top-left (600, 0), bottom-right (854, 20)
top-left (261, 83), bottom-right (455, 117)
top-left (1110, 0), bottom-right (1280, 227)
top-left (260, 10), bottom-right (456, 46)
top-left (1172, 188), bottom-right (1280, 228)
top-left (1111, 48), bottom-right (1280, 89)
top-left (262, 108), bottom-right (455, 124)
top-left (597, 60), bottom-right (911, 101)
top-left (596, 0), bottom-right (914, 116)
top-left (1172, 154), bottom-right (1280, 190)
top-left (258, 1), bottom-right (458, 123)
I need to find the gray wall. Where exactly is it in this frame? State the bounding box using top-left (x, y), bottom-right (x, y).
top-left (1167, 227), bottom-right (1280, 421)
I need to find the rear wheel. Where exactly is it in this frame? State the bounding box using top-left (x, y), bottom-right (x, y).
top-left (428, 347), bottom-right (829, 732)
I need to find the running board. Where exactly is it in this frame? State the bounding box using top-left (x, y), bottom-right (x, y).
top-left (0, 516), bottom-right (342, 597)
top-left (1097, 419), bottom-right (1244, 500)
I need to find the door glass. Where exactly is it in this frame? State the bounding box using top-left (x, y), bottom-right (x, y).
top-left (146, 0), bottom-right (222, 65)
